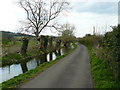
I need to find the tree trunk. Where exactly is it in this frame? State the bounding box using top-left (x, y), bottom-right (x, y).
top-left (21, 38), bottom-right (29, 55)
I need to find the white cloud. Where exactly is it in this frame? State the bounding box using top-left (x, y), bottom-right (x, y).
top-left (0, 0), bottom-right (118, 37)
top-left (67, 0), bottom-right (119, 2)
top-left (58, 11), bottom-right (117, 37)
top-left (0, 0), bottom-right (25, 32)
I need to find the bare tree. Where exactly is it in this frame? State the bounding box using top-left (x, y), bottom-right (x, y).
top-left (19, 0), bottom-right (69, 40)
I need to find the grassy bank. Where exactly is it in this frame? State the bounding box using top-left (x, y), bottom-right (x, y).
top-left (1, 43), bottom-right (77, 89)
top-left (1, 38), bottom-right (65, 67)
top-left (1, 45), bottom-right (64, 67)
top-left (87, 46), bottom-right (119, 88)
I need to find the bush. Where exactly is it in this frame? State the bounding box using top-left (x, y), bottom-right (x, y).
top-left (103, 25), bottom-right (120, 85)
top-left (79, 25), bottom-right (120, 87)
top-left (79, 35), bottom-right (103, 47)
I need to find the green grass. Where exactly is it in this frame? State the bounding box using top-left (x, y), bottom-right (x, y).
top-left (1, 43), bottom-right (77, 89)
top-left (1, 48), bottom-right (59, 66)
top-left (2, 54), bottom-right (21, 61)
top-left (87, 46), bottom-right (119, 88)
top-left (1, 44), bottom-right (64, 67)
top-left (1, 53), bottom-right (32, 67)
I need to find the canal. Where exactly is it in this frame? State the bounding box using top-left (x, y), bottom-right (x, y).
top-left (0, 44), bottom-right (74, 83)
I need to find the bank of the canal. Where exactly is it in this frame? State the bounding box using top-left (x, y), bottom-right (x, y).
top-left (1, 45), bottom-right (72, 83)
top-left (1, 43), bottom-right (77, 89)
top-left (1, 45), bottom-right (65, 67)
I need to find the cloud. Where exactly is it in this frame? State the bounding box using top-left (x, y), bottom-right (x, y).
top-left (58, 1), bottom-right (118, 37)
top-left (0, 0), bottom-right (26, 32)
top-left (72, 2), bottom-right (118, 15)
top-left (58, 11), bottom-right (117, 37)
top-left (67, 0), bottom-right (119, 3)
top-left (0, 0), bottom-right (118, 37)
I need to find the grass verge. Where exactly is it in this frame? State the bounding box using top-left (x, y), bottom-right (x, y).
top-left (87, 46), bottom-right (119, 88)
top-left (1, 43), bottom-right (77, 89)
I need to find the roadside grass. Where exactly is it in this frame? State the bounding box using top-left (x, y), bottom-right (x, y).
top-left (1, 43), bottom-right (77, 89)
top-left (87, 46), bottom-right (119, 88)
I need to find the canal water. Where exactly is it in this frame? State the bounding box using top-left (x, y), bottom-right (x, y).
top-left (0, 44), bottom-right (74, 83)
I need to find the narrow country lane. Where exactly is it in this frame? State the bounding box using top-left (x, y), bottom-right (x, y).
top-left (19, 44), bottom-right (93, 88)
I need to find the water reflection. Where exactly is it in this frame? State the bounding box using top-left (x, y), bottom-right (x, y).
top-left (1, 46), bottom-right (73, 83)
top-left (47, 52), bottom-right (57, 62)
top-left (36, 58), bottom-right (40, 66)
top-left (49, 52), bottom-right (52, 61)
top-left (58, 49), bottom-right (61, 56)
top-left (41, 53), bottom-right (47, 63)
top-left (54, 50), bottom-right (58, 57)
top-left (20, 62), bottom-right (28, 73)
top-left (1, 64), bottom-right (23, 83)
top-left (61, 44), bottom-right (73, 54)
top-left (27, 59), bottom-right (38, 71)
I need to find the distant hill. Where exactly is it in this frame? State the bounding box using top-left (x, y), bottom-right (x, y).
top-left (0, 31), bottom-right (35, 38)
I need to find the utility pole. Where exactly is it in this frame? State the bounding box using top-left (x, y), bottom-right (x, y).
top-left (93, 26), bottom-right (96, 35)
top-left (118, 1), bottom-right (120, 24)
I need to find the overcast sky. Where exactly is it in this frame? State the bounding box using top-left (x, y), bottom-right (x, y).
top-left (0, 0), bottom-right (119, 37)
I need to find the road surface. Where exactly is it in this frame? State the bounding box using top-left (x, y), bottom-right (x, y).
top-left (20, 44), bottom-right (93, 88)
